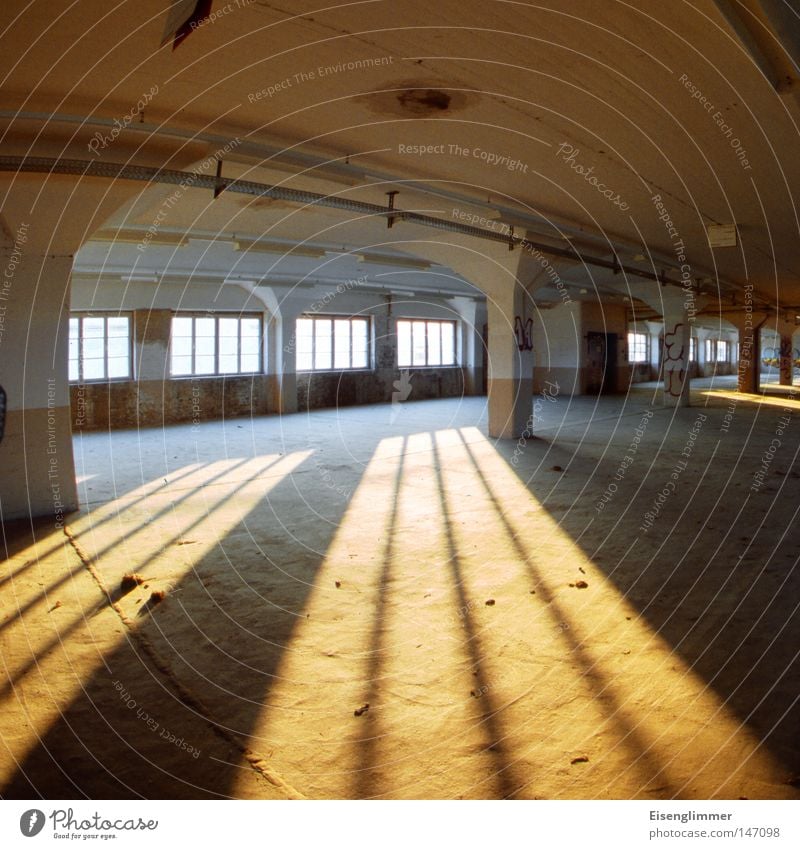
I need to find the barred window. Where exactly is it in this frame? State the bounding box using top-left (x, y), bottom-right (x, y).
top-left (170, 314), bottom-right (262, 376)
top-left (627, 332), bottom-right (647, 364)
top-left (69, 314), bottom-right (132, 382)
top-left (397, 319), bottom-right (456, 367)
top-left (296, 315), bottom-right (370, 371)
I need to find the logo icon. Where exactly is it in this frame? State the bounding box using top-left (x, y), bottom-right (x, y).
top-left (20, 809), bottom-right (46, 837)
top-left (390, 370), bottom-right (414, 423)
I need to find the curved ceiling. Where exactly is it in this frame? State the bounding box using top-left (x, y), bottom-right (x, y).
top-left (2, 0), bottom-right (800, 313)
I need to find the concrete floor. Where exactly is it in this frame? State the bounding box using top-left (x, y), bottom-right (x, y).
top-left (1, 383), bottom-right (799, 799)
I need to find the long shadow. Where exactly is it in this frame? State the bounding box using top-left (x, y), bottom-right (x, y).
top-left (496, 397), bottom-right (800, 791)
top-left (1, 428), bottom-right (374, 799)
top-left (429, 435), bottom-right (522, 799)
top-left (353, 437), bottom-right (406, 799)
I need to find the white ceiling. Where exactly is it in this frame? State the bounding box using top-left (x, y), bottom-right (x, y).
top-left (3, 0), bottom-right (800, 313)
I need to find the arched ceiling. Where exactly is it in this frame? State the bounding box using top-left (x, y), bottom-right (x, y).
top-left (2, 0), bottom-right (800, 316)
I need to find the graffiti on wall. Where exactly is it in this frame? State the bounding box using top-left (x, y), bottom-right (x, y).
top-left (514, 316), bottom-right (533, 351)
top-left (663, 323), bottom-right (686, 398)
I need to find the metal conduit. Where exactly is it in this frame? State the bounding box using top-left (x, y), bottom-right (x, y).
top-left (1, 154), bottom-right (672, 286)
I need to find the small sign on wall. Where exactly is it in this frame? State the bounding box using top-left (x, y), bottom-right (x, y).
top-left (707, 223), bottom-right (738, 248)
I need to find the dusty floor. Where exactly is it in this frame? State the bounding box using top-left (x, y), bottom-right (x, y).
top-left (1, 380), bottom-right (799, 799)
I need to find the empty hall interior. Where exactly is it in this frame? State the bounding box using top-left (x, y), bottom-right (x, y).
top-left (1, 0), bottom-right (799, 801)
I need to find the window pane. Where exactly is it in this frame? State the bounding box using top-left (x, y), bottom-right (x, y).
top-left (441, 322), bottom-right (455, 365)
top-left (83, 317), bottom-right (104, 338)
top-left (83, 358), bottom-right (104, 380)
top-left (172, 336), bottom-right (192, 358)
top-left (82, 337), bottom-right (104, 360)
top-left (219, 354), bottom-right (239, 374)
top-left (428, 322), bottom-right (442, 366)
top-left (172, 355), bottom-right (193, 376)
top-left (107, 336), bottom-right (128, 358)
top-left (334, 319), bottom-right (351, 368)
top-left (241, 335), bottom-right (260, 356)
top-left (107, 356), bottom-right (129, 379)
top-left (195, 335), bottom-right (216, 358)
top-left (352, 320), bottom-right (368, 368)
top-left (195, 354), bottom-right (215, 374)
top-left (412, 321), bottom-right (427, 366)
top-left (219, 335), bottom-right (238, 358)
top-left (69, 357), bottom-right (79, 382)
top-left (219, 318), bottom-right (238, 338)
top-left (315, 319), bottom-right (332, 370)
top-left (195, 317), bottom-right (215, 337)
top-left (297, 350), bottom-right (313, 371)
top-left (397, 321), bottom-right (411, 367)
top-left (107, 317), bottom-right (129, 337)
top-left (240, 353), bottom-right (260, 372)
top-left (241, 318), bottom-right (260, 338)
top-left (172, 316), bottom-right (193, 337)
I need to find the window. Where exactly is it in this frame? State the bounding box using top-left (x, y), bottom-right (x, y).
top-left (397, 319), bottom-right (456, 367)
top-left (627, 332), bottom-right (647, 364)
top-left (716, 339), bottom-right (729, 362)
top-left (296, 315), bottom-right (369, 371)
top-left (170, 314), bottom-right (262, 376)
top-left (69, 314), bottom-right (131, 382)
top-left (689, 337), bottom-right (697, 362)
top-left (705, 339), bottom-right (715, 361)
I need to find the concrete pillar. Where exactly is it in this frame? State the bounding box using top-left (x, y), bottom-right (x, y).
top-left (487, 282), bottom-right (534, 438)
top-left (451, 297), bottom-right (479, 395)
top-left (660, 300), bottom-right (691, 406)
top-left (779, 334), bottom-right (793, 386)
top-left (0, 246), bottom-right (78, 522)
top-left (724, 312), bottom-right (765, 394)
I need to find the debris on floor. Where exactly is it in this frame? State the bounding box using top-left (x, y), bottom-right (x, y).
top-left (120, 573), bottom-right (146, 593)
top-left (354, 703), bottom-right (369, 717)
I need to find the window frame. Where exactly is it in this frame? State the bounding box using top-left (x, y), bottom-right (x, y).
top-left (69, 312), bottom-right (133, 383)
top-left (626, 331), bottom-right (648, 364)
top-left (295, 313), bottom-right (372, 372)
top-left (396, 318), bottom-right (458, 368)
top-left (169, 312), bottom-right (264, 378)
top-left (716, 339), bottom-right (729, 363)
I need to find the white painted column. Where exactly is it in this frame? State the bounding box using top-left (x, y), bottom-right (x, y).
top-left (660, 299), bottom-right (691, 406)
top-left (0, 246), bottom-right (78, 522)
top-left (487, 282), bottom-right (535, 438)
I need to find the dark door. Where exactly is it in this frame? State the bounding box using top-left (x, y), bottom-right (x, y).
top-left (586, 332), bottom-right (617, 394)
